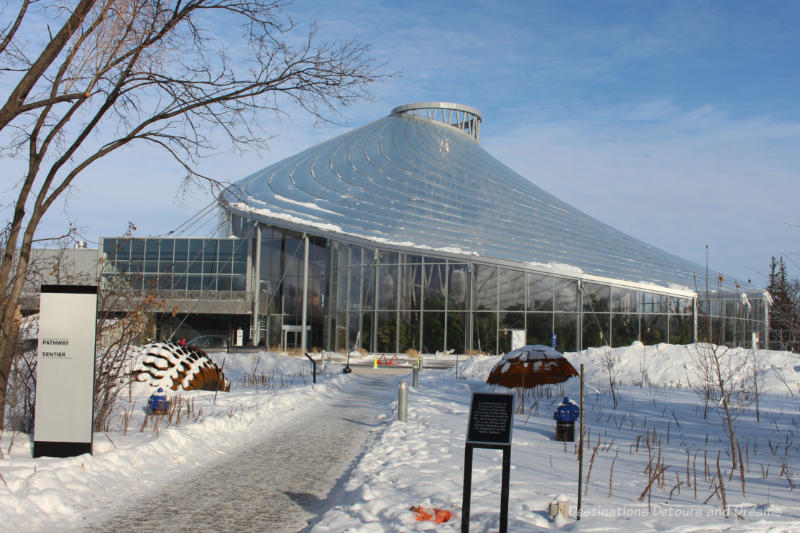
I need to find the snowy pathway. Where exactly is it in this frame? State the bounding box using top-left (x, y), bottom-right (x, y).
top-left (82, 369), bottom-right (409, 533)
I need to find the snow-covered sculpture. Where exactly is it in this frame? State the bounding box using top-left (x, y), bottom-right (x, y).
top-left (135, 342), bottom-right (230, 392)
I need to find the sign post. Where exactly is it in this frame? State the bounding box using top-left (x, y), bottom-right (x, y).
top-left (462, 392), bottom-right (514, 533)
top-left (33, 285), bottom-right (98, 458)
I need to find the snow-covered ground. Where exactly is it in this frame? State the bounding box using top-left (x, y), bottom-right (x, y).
top-left (1, 343), bottom-right (799, 532)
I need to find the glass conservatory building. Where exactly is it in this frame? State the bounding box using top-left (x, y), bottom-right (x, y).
top-left (218, 102), bottom-right (768, 354)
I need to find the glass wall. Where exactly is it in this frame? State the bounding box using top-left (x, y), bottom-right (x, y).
top-left (228, 220), bottom-right (767, 354)
top-left (101, 237), bottom-right (248, 295)
top-left (697, 292), bottom-right (762, 348)
top-left (256, 227), bottom-right (328, 349)
top-left (104, 224), bottom-right (768, 353)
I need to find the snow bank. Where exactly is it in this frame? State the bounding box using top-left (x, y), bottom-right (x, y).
top-left (0, 350), bottom-right (342, 532)
top-left (450, 342), bottom-right (800, 397)
top-left (2, 344), bottom-right (799, 532)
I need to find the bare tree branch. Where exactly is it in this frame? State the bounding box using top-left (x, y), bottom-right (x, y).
top-left (0, 0), bottom-right (386, 428)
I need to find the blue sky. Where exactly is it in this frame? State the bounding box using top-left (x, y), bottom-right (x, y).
top-left (8, 0), bottom-right (800, 285)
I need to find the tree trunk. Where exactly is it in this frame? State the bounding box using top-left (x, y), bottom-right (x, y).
top-left (0, 216), bottom-right (39, 429)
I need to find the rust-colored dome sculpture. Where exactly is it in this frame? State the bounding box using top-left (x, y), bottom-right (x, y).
top-left (487, 345), bottom-right (578, 388)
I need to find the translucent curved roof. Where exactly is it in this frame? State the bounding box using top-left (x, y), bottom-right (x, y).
top-left (223, 104), bottom-right (734, 294)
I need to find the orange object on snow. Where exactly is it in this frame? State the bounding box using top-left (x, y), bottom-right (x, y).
top-left (411, 506), bottom-right (452, 524)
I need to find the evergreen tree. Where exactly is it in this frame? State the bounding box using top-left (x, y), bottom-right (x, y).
top-left (767, 256), bottom-right (800, 351)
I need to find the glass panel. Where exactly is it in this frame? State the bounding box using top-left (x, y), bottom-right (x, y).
top-left (167, 274), bottom-right (183, 291)
top-left (143, 260), bottom-right (158, 273)
top-left (377, 265), bottom-right (396, 310)
top-left (362, 247), bottom-right (376, 267)
top-left (203, 261), bottom-right (218, 274)
top-left (233, 239), bottom-right (248, 261)
top-left (187, 275), bottom-right (202, 291)
top-left (499, 312), bottom-right (524, 353)
top-left (423, 263), bottom-right (446, 310)
top-left (188, 260), bottom-right (202, 273)
top-left (102, 238), bottom-right (118, 257)
top-left (189, 239), bottom-right (203, 262)
top-left (144, 240), bottom-right (159, 261)
top-left (218, 257), bottom-right (233, 274)
top-left (472, 312), bottom-right (497, 354)
top-left (334, 311), bottom-right (348, 352)
top-left (499, 312), bottom-right (524, 331)
top-left (173, 239), bottom-right (188, 261)
top-left (158, 239), bottom-right (174, 262)
top-left (583, 313), bottom-right (609, 349)
top-left (233, 261), bottom-right (246, 274)
top-left (128, 274), bottom-right (142, 291)
top-left (349, 245), bottom-right (362, 267)
top-left (554, 313), bottom-right (578, 352)
top-left (641, 292), bottom-right (667, 314)
top-left (202, 240), bottom-right (218, 262)
top-left (398, 310), bottom-right (420, 352)
top-left (526, 312), bottom-right (552, 346)
top-left (403, 254), bottom-right (423, 264)
top-left (348, 267), bottom-right (362, 311)
top-left (143, 274), bottom-right (157, 290)
top-left (473, 265), bottom-right (497, 311)
top-left (362, 266), bottom-right (375, 310)
top-left (423, 255), bottom-right (445, 263)
top-left (347, 311), bottom-right (362, 350)
top-left (583, 282), bottom-right (610, 312)
top-left (400, 263), bottom-right (421, 310)
top-left (131, 239), bottom-right (145, 260)
top-left (498, 268), bottom-right (525, 311)
top-left (611, 314), bottom-right (639, 347)
top-left (203, 275), bottom-right (217, 291)
top-left (527, 273), bottom-right (554, 311)
top-left (642, 314), bottom-right (667, 344)
top-left (158, 275), bottom-right (171, 290)
top-left (116, 239), bottom-right (131, 260)
top-left (378, 250), bottom-right (398, 264)
top-left (361, 312), bottom-right (373, 351)
top-left (232, 274), bottom-right (246, 292)
top-left (669, 313), bottom-right (693, 344)
top-left (218, 276), bottom-right (232, 291)
top-left (218, 239), bottom-right (233, 257)
top-left (446, 312), bottom-right (467, 354)
top-left (377, 311), bottom-right (396, 352)
top-left (447, 264), bottom-right (469, 310)
top-left (422, 312), bottom-right (445, 353)
top-left (611, 288), bottom-right (638, 313)
top-left (554, 278), bottom-right (577, 312)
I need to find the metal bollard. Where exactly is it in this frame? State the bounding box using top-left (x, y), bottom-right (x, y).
top-left (398, 381), bottom-right (408, 422)
top-left (412, 366), bottom-right (419, 388)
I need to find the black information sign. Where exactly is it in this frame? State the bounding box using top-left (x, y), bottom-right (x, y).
top-left (462, 392), bottom-right (514, 533)
top-left (466, 393), bottom-right (513, 445)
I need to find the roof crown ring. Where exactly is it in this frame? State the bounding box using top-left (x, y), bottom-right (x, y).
top-left (391, 102), bottom-right (482, 143)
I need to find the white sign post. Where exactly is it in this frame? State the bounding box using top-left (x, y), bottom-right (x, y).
top-left (33, 285), bottom-right (98, 458)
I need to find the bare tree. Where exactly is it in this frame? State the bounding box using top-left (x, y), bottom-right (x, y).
top-left (92, 266), bottom-right (166, 431)
top-left (691, 341), bottom-right (752, 469)
top-left (0, 0), bottom-right (384, 428)
top-left (602, 346), bottom-right (618, 409)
